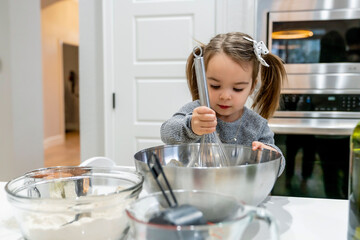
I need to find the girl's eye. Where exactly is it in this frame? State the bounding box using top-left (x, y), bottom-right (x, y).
top-left (233, 88), bottom-right (243, 92)
top-left (210, 85), bottom-right (220, 90)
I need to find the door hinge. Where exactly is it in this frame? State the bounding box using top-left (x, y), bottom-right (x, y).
top-left (112, 93), bottom-right (116, 109)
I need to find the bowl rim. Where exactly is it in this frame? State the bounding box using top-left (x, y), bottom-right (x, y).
top-left (5, 166), bottom-right (144, 202)
top-left (125, 189), bottom-right (254, 231)
top-left (134, 143), bottom-right (282, 169)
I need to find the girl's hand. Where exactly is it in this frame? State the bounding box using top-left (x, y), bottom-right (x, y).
top-left (252, 141), bottom-right (277, 152)
top-left (191, 106), bottom-right (217, 136)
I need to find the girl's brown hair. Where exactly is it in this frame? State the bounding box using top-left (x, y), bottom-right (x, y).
top-left (186, 32), bottom-right (287, 120)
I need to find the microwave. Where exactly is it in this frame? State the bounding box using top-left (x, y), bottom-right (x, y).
top-left (267, 8), bottom-right (360, 75)
top-left (256, 0), bottom-right (360, 119)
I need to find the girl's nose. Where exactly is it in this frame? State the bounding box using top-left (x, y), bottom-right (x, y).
top-left (219, 90), bottom-right (231, 100)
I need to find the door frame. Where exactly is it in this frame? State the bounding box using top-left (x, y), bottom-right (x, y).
top-left (102, 0), bottom-right (116, 159)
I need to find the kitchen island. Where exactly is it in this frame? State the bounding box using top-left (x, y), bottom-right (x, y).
top-left (0, 181), bottom-right (348, 240)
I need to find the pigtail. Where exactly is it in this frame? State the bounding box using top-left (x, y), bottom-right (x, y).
top-left (186, 46), bottom-right (204, 101)
top-left (251, 53), bottom-right (287, 119)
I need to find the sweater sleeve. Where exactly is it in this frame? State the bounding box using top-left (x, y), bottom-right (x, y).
top-left (160, 101), bottom-right (202, 144)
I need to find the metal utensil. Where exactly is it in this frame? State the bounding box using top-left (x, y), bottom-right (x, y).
top-left (147, 152), bottom-right (206, 226)
top-left (62, 213), bottom-right (82, 226)
top-left (188, 46), bottom-right (231, 167)
top-left (62, 177), bottom-right (91, 226)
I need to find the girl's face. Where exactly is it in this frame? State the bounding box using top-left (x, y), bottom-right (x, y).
top-left (206, 53), bottom-right (253, 122)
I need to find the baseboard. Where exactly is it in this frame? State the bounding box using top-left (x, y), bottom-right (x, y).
top-left (66, 123), bottom-right (79, 131)
top-left (43, 134), bottom-right (65, 149)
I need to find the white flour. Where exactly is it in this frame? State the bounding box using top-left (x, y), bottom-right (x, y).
top-left (23, 212), bottom-right (127, 240)
top-left (17, 182), bottom-right (133, 239)
top-left (20, 194), bottom-right (131, 240)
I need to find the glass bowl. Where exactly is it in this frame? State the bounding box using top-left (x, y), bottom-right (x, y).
top-left (5, 166), bottom-right (144, 240)
top-left (126, 190), bottom-right (278, 240)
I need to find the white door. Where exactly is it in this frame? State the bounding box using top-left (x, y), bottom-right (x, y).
top-left (108, 0), bottom-right (219, 165)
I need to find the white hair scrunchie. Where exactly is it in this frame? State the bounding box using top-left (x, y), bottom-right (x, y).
top-left (243, 36), bottom-right (270, 67)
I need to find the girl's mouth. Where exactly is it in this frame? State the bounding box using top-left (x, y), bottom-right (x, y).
top-left (218, 105), bottom-right (230, 109)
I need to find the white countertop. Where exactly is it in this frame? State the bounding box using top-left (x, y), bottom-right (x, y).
top-left (0, 181), bottom-right (348, 240)
top-left (242, 195), bottom-right (348, 239)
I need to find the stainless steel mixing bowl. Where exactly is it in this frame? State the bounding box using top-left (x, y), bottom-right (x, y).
top-left (134, 144), bottom-right (281, 206)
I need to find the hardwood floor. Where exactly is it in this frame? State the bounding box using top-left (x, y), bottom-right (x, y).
top-left (44, 131), bottom-right (80, 167)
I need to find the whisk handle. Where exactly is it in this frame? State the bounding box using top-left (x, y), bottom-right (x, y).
top-left (193, 46), bottom-right (210, 108)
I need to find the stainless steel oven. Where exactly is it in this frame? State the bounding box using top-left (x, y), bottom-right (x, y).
top-left (256, 0), bottom-right (360, 199)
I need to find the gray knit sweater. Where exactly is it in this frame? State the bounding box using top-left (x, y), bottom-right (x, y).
top-left (160, 100), bottom-right (285, 175)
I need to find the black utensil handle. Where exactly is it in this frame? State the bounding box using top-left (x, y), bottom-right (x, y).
top-left (147, 152), bottom-right (178, 208)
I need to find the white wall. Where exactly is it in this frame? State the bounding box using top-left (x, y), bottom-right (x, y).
top-left (0, 0), bottom-right (44, 181)
top-left (226, 0), bottom-right (255, 36)
top-left (0, 0), bottom-right (13, 174)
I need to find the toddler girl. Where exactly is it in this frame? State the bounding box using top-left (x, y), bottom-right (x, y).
top-left (161, 32), bottom-right (287, 174)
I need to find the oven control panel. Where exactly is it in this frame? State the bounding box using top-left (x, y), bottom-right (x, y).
top-left (279, 94), bottom-right (360, 112)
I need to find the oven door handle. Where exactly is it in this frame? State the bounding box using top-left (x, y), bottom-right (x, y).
top-left (268, 118), bottom-right (358, 135)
